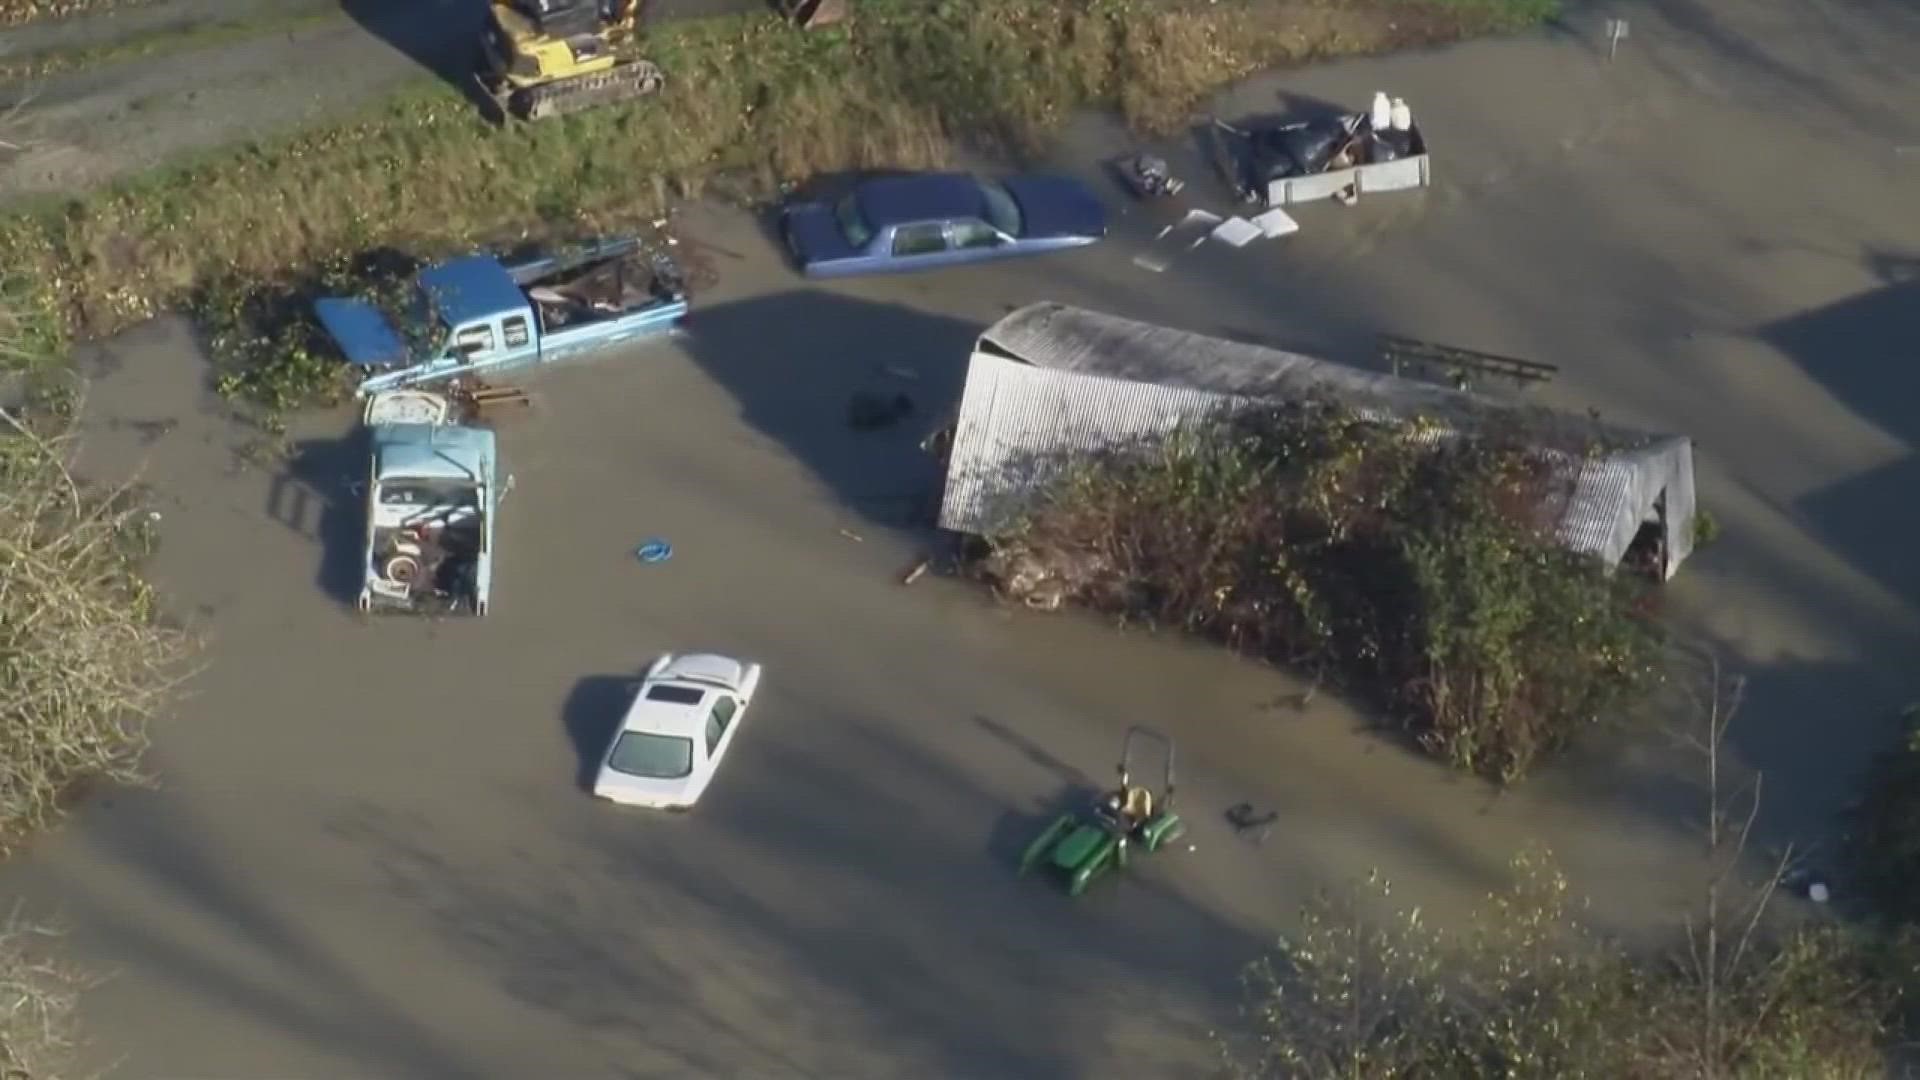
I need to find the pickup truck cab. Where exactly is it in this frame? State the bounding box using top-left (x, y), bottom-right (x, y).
top-left (358, 390), bottom-right (505, 616)
top-left (317, 236), bottom-right (689, 396)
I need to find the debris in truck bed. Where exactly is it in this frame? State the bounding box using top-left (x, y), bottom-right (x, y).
top-left (1211, 100), bottom-right (1431, 208)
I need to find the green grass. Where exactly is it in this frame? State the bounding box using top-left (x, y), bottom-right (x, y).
top-left (0, 0), bottom-right (154, 27)
top-left (0, 7), bottom-right (345, 84)
top-left (0, 0), bottom-right (1558, 411)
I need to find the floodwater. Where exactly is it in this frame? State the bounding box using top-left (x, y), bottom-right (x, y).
top-left (4, 0), bottom-right (1920, 1074)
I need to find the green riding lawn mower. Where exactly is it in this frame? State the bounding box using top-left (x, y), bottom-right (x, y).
top-left (1019, 726), bottom-right (1190, 897)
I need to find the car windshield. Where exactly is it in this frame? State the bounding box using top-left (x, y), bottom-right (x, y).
top-left (976, 180), bottom-right (1024, 237)
top-left (834, 194), bottom-right (874, 248)
top-left (607, 731), bottom-right (694, 779)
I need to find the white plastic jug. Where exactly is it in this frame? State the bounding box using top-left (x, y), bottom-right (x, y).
top-left (1370, 91), bottom-right (1392, 129)
top-left (1390, 97), bottom-right (1413, 132)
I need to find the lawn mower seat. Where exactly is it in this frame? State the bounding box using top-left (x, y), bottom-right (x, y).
top-left (1123, 786), bottom-right (1153, 823)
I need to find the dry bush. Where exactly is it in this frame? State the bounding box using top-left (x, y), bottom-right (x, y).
top-left (0, 909), bottom-right (96, 1080)
top-left (1225, 855), bottom-right (1893, 1080)
top-left (0, 377), bottom-right (195, 849)
top-left (1223, 658), bottom-right (1900, 1079)
top-left (766, 77), bottom-right (951, 182)
top-left (1226, 853), bottom-right (1644, 1079)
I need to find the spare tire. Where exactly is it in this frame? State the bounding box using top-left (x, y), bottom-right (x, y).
top-left (385, 553), bottom-right (421, 585)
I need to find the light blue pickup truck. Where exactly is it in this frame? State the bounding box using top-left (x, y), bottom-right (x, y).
top-left (316, 236), bottom-right (690, 396)
top-left (357, 390), bottom-right (506, 617)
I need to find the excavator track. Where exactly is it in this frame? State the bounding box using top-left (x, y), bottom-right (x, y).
top-left (506, 59), bottom-right (665, 121)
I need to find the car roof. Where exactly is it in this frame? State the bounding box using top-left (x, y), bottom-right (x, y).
top-left (855, 173), bottom-right (987, 228)
top-left (621, 682), bottom-right (711, 737)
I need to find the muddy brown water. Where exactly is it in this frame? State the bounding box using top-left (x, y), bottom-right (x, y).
top-left (5, 0), bottom-right (1920, 1073)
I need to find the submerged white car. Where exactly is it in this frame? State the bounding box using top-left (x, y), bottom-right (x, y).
top-left (593, 653), bottom-right (763, 810)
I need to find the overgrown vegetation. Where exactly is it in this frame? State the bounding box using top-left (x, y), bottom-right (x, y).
top-left (1222, 662), bottom-right (1907, 1079)
top-left (0, 386), bottom-right (193, 846)
top-left (8, 119), bottom-right (187, 845)
top-left (0, 262), bottom-right (190, 1070)
top-left (1848, 704), bottom-right (1920, 926)
top-left (0, 910), bottom-right (95, 1079)
top-left (0, 0), bottom-right (1556, 412)
top-left (1226, 854), bottom-right (1896, 1079)
top-left (977, 402), bottom-right (1662, 781)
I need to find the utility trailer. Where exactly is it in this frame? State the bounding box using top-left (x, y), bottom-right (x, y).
top-left (1211, 109), bottom-right (1430, 208)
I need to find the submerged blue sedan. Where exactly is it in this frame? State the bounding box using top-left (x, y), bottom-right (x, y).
top-left (780, 171), bottom-right (1108, 278)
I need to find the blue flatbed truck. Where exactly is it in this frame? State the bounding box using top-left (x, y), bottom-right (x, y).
top-left (316, 236), bottom-right (690, 396)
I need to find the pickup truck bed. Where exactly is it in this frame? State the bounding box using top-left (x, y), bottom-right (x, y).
top-left (524, 247), bottom-right (680, 335)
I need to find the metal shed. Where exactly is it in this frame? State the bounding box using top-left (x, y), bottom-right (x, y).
top-left (938, 303), bottom-right (1698, 580)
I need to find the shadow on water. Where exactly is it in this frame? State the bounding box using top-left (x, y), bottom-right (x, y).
top-left (1763, 273), bottom-right (1920, 606)
top-left (272, 427), bottom-right (369, 607)
top-left (329, 710), bottom-right (1261, 1077)
top-left (61, 796), bottom-right (488, 1077)
top-left (562, 673), bottom-right (637, 792)
top-left (678, 289), bottom-right (983, 532)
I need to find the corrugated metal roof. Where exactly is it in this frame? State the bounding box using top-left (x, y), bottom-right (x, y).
top-left (979, 302), bottom-right (1663, 451)
top-left (1551, 453), bottom-right (1638, 560)
top-left (944, 303), bottom-right (1698, 576)
top-left (939, 353), bottom-right (1245, 533)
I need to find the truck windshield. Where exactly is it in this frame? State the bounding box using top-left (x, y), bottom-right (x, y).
top-left (377, 479), bottom-right (479, 508)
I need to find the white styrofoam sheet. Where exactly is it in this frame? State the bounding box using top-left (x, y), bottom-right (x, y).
top-left (1252, 207), bottom-right (1300, 237)
top-left (1211, 217), bottom-right (1264, 247)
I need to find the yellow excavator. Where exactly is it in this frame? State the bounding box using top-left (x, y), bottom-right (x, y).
top-left (476, 0), bottom-right (666, 121)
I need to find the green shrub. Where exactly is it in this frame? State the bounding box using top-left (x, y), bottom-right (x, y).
top-left (1848, 705), bottom-right (1920, 926)
top-left (1692, 508), bottom-right (1722, 548)
top-left (978, 401), bottom-right (1662, 781)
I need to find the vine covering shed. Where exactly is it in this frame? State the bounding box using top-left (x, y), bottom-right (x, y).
top-left (936, 302), bottom-right (1698, 579)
